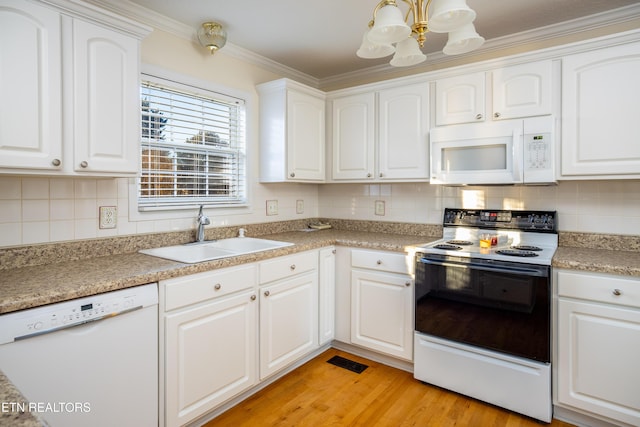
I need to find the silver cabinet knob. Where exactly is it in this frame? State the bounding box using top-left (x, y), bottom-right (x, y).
top-left (613, 289), bottom-right (622, 296)
top-left (250, 294), bottom-right (256, 301)
top-left (376, 260), bottom-right (382, 265)
top-left (290, 264), bottom-right (296, 271)
top-left (51, 158), bottom-right (61, 167)
top-left (332, 249), bottom-right (336, 254)
top-left (264, 290), bottom-right (270, 297)
top-left (214, 283), bottom-right (221, 291)
top-left (494, 112), bottom-right (501, 118)
top-left (475, 113), bottom-right (483, 120)
top-left (80, 161), bottom-right (88, 168)
top-left (405, 281), bottom-right (411, 287)
top-left (290, 172), bottom-right (295, 178)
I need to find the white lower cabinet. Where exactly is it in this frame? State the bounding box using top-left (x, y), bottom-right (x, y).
top-left (161, 264), bottom-right (258, 427)
top-left (318, 246), bottom-right (336, 345)
top-left (556, 269), bottom-right (640, 426)
top-left (259, 250), bottom-right (319, 379)
top-left (350, 249), bottom-right (414, 361)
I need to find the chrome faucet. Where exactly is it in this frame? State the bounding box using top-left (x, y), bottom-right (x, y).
top-left (196, 205), bottom-right (210, 242)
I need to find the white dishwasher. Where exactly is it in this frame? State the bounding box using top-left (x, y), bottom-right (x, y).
top-left (0, 283), bottom-right (158, 427)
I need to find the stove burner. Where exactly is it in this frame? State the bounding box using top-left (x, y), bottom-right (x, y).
top-left (434, 244), bottom-right (463, 250)
top-left (511, 245), bottom-right (542, 251)
top-left (496, 249), bottom-right (539, 257)
top-left (446, 240), bottom-right (473, 246)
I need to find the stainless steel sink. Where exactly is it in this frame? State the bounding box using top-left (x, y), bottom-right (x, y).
top-left (139, 237), bottom-right (293, 263)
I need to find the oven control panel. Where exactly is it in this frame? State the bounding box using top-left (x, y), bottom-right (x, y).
top-left (443, 208), bottom-right (556, 232)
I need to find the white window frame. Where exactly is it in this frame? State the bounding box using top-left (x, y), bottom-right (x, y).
top-left (129, 64), bottom-right (253, 222)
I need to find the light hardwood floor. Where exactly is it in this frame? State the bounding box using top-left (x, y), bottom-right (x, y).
top-left (204, 348), bottom-right (575, 427)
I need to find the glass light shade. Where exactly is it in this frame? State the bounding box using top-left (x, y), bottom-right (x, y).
top-left (356, 30), bottom-right (395, 59)
top-left (197, 22), bottom-right (227, 54)
top-left (443, 23), bottom-right (484, 55)
top-left (390, 37), bottom-right (426, 67)
top-left (368, 4), bottom-right (412, 45)
top-left (428, 0), bottom-right (476, 33)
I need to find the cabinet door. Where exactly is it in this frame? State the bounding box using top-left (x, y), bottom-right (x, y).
top-left (378, 83), bottom-right (430, 180)
top-left (164, 291), bottom-right (257, 427)
top-left (561, 42), bottom-right (640, 177)
top-left (0, 0), bottom-right (62, 171)
top-left (318, 247), bottom-right (336, 345)
top-left (557, 298), bottom-right (640, 426)
top-left (287, 90), bottom-right (325, 181)
top-left (260, 272), bottom-right (319, 379)
top-left (492, 60), bottom-right (552, 120)
top-left (331, 93), bottom-right (375, 180)
top-left (72, 19), bottom-right (140, 174)
top-left (435, 72), bottom-right (485, 126)
top-left (351, 269), bottom-right (413, 360)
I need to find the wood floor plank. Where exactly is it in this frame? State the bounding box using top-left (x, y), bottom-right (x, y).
top-left (204, 348), bottom-right (575, 427)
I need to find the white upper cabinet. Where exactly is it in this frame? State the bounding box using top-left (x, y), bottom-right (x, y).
top-left (435, 71), bottom-right (485, 125)
top-left (0, 0), bottom-right (63, 171)
top-left (72, 20), bottom-right (141, 174)
top-left (378, 84), bottom-right (430, 180)
top-left (435, 60), bottom-right (553, 126)
top-left (561, 41), bottom-right (640, 178)
top-left (258, 79), bottom-right (326, 182)
top-left (330, 82), bottom-right (429, 182)
top-left (330, 92), bottom-right (376, 181)
top-left (0, 0), bottom-right (149, 176)
top-left (492, 60), bottom-right (552, 120)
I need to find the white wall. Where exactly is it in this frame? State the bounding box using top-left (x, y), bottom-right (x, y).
top-left (318, 181), bottom-right (640, 235)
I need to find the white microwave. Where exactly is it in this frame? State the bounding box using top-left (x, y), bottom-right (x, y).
top-left (430, 116), bottom-right (555, 185)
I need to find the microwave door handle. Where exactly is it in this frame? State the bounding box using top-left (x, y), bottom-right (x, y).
top-left (512, 126), bottom-right (523, 182)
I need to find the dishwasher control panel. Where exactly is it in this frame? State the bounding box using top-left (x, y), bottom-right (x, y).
top-left (0, 283), bottom-right (158, 344)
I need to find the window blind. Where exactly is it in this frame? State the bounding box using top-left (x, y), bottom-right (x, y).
top-left (139, 80), bottom-right (246, 210)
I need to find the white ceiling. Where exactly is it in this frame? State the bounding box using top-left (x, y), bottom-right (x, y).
top-left (113, 0), bottom-right (640, 81)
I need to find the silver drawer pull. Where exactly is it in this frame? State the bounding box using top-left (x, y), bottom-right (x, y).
top-left (80, 161), bottom-right (88, 168)
top-left (264, 290), bottom-right (270, 297)
top-left (612, 289), bottom-right (622, 296)
top-left (214, 283), bottom-right (221, 291)
top-left (290, 264), bottom-right (296, 270)
top-left (405, 281), bottom-right (411, 287)
top-left (376, 260), bottom-right (382, 265)
top-left (250, 294), bottom-right (256, 301)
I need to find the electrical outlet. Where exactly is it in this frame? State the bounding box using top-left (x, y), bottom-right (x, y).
top-left (296, 200), bottom-right (304, 214)
top-left (374, 200), bottom-right (385, 216)
top-left (266, 200), bottom-right (278, 216)
top-left (99, 206), bottom-right (117, 229)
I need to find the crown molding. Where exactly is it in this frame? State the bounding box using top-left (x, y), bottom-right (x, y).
top-left (88, 0), bottom-right (640, 90)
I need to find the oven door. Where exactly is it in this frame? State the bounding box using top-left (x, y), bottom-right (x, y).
top-left (415, 254), bottom-right (550, 362)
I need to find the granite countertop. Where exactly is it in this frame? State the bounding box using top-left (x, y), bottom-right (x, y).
top-left (0, 372), bottom-right (46, 427)
top-left (0, 229), bottom-right (436, 315)
top-left (552, 246), bottom-right (640, 276)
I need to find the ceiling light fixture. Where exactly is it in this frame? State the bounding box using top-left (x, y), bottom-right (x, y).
top-left (197, 22), bottom-right (227, 55)
top-left (357, 0), bottom-right (484, 67)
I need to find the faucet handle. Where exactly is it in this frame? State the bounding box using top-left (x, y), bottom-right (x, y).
top-left (198, 205), bottom-right (204, 217)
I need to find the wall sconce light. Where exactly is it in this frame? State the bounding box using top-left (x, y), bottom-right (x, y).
top-left (197, 22), bottom-right (227, 55)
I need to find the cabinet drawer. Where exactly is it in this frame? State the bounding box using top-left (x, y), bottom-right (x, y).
top-left (351, 249), bottom-right (410, 275)
top-left (163, 264), bottom-right (257, 311)
top-left (557, 270), bottom-right (640, 309)
top-left (259, 251), bottom-right (317, 284)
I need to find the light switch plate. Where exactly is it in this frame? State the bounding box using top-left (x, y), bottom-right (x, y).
top-left (296, 200), bottom-right (304, 214)
top-left (374, 200), bottom-right (385, 216)
top-left (266, 200), bottom-right (278, 216)
top-left (99, 206), bottom-right (117, 229)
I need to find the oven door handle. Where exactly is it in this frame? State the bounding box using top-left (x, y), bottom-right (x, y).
top-left (419, 258), bottom-right (547, 277)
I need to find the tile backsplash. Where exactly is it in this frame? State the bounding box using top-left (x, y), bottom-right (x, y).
top-left (0, 176), bottom-right (638, 248)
